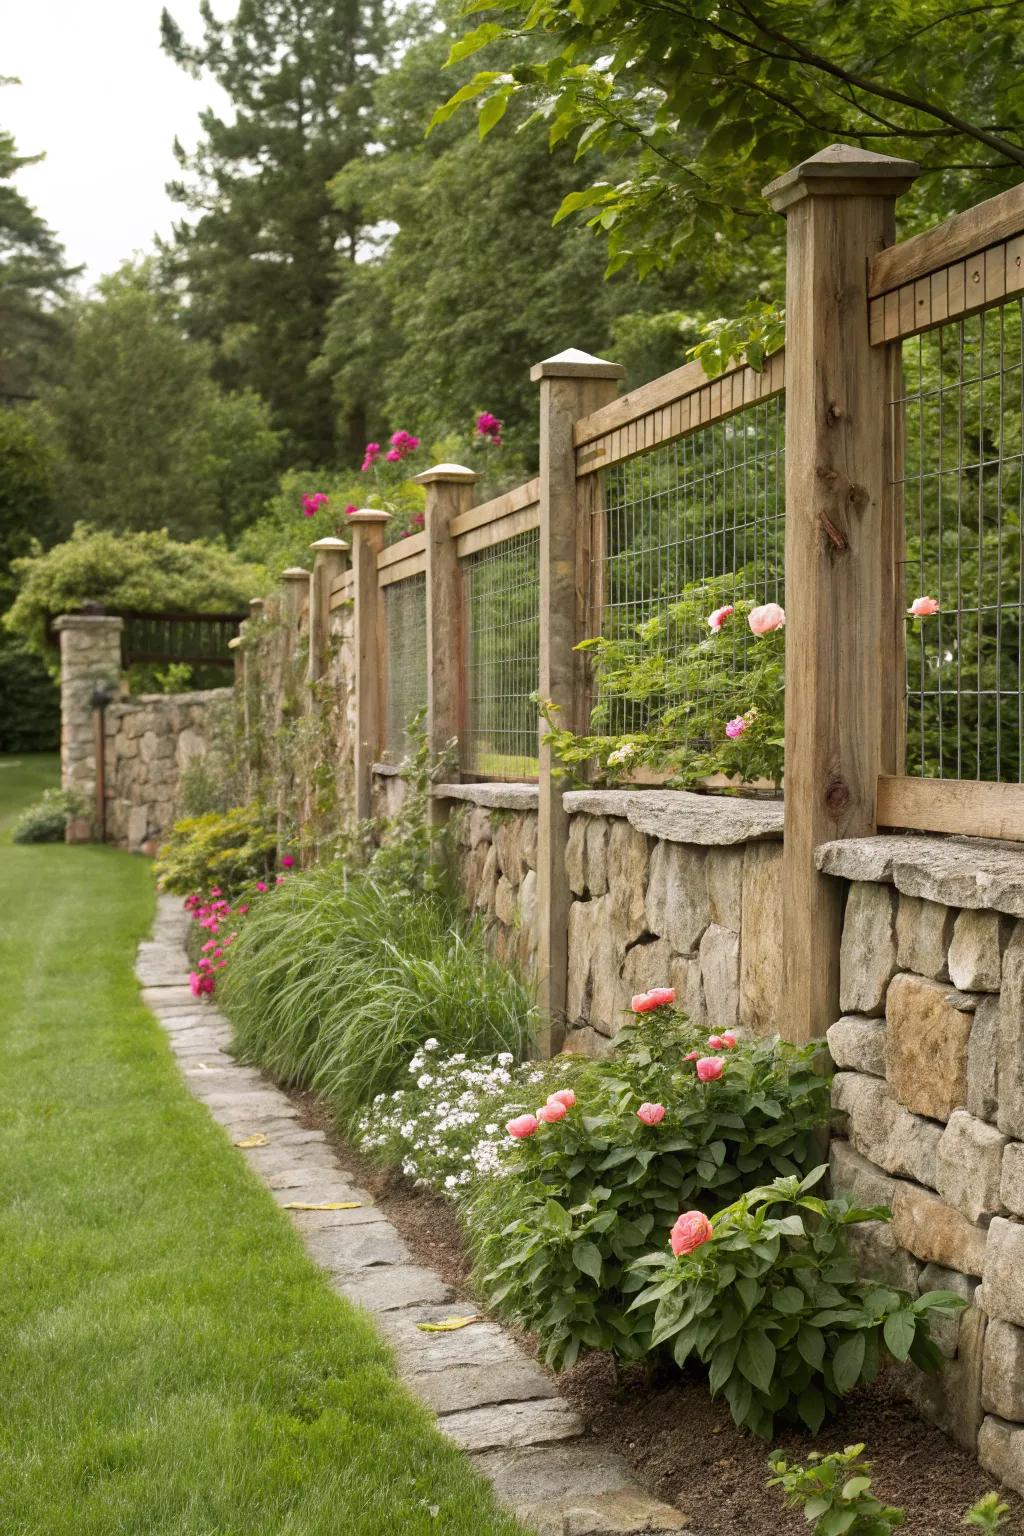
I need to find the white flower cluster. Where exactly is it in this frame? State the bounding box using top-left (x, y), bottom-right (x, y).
top-left (352, 1046), bottom-right (554, 1196)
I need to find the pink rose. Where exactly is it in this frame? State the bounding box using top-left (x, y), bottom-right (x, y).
top-left (684, 1049), bottom-right (699, 1062)
top-left (631, 987), bottom-right (676, 1013)
top-left (725, 717), bottom-right (747, 739)
top-left (236, 904), bottom-right (249, 915)
top-left (908, 595), bottom-right (940, 617)
top-left (748, 602), bottom-right (786, 635)
top-left (636, 1102), bottom-right (666, 1126)
top-left (548, 1089), bottom-right (576, 1108)
top-left (256, 881), bottom-right (268, 893)
top-left (707, 604), bottom-right (734, 632)
top-left (707, 1035), bottom-right (724, 1049)
top-left (361, 442), bottom-right (381, 472)
top-left (696, 1056), bottom-right (725, 1082)
top-left (537, 1100), bottom-right (567, 1123)
top-left (670, 1210), bottom-right (713, 1257)
top-left (720, 1032), bottom-right (737, 1048)
top-left (189, 971), bottom-right (202, 997)
top-left (507, 1114), bottom-right (540, 1139)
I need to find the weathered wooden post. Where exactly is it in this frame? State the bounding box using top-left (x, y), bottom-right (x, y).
top-left (414, 463), bottom-right (478, 824)
top-left (346, 509), bottom-right (390, 821)
top-left (764, 144), bottom-right (918, 1044)
top-left (532, 347), bottom-right (625, 1052)
top-left (308, 536), bottom-right (349, 684)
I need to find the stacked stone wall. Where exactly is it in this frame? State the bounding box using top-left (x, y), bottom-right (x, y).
top-left (820, 833), bottom-right (1024, 1492)
top-left (105, 689), bottom-right (231, 853)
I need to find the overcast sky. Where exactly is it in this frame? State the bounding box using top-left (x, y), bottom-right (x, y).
top-left (3, 0), bottom-right (233, 287)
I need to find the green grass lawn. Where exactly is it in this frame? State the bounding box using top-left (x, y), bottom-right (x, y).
top-left (0, 759), bottom-right (526, 1536)
top-left (0, 751), bottom-right (59, 840)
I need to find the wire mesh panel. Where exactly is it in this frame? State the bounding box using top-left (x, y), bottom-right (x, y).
top-left (383, 573), bottom-right (427, 762)
top-left (463, 529), bottom-right (540, 779)
top-left (897, 299), bottom-right (1024, 781)
top-left (598, 396), bottom-right (785, 737)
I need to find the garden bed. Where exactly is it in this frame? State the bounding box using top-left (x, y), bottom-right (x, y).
top-left (290, 1085), bottom-right (1024, 1536)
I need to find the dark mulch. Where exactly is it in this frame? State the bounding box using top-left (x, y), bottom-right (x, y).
top-left (286, 1086), bottom-right (1023, 1536)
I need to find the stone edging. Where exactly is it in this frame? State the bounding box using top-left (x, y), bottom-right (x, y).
top-left (137, 894), bottom-right (687, 1536)
top-left (816, 835), bottom-right (1024, 919)
top-left (434, 782), bottom-right (540, 811)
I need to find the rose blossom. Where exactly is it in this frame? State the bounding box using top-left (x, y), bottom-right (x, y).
top-left (670, 1210), bottom-right (713, 1257)
top-left (696, 1056), bottom-right (724, 1082)
top-left (537, 1100), bottom-right (567, 1123)
top-left (725, 716), bottom-right (747, 739)
top-left (748, 602), bottom-right (786, 635)
top-left (548, 1089), bottom-right (576, 1108)
top-left (507, 1114), bottom-right (540, 1138)
top-left (636, 1102), bottom-right (666, 1126)
top-left (908, 595), bottom-right (940, 617)
top-left (684, 1049), bottom-right (700, 1062)
top-left (707, 1035), bottom-right (725, 1049)
top-left (631, 987), bottom-right (676, 1013)
top-left (707, 604), bottom-right (734, 632)
top-left (720, 1032), bottom-right (737, 1048)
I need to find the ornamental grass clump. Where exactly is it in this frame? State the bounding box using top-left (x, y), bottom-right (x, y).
top-left (467, 997), bottom-right (830, 1369)
top-left (630, 1169), bottom-right (965, 1440)
top-left (218, 862), bottom-right (536, 1116)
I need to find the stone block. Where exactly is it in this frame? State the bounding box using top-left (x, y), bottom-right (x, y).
top-left (829, 1138), bottom-right (897, 1209)
top-left (567, 817), bottom-right (587, 896)
top-left (474, 845), bottom-right (498, 913)
top-left (895, 894), bottom-right (953, 981)
top-left (845, 1219), bottom-right (921, 1293)
top-left (469, 805), bottom-right (492, 848)
top-left (895, 1303), bottom-right (986, 1452)
top-left (983, 1217), bottom-right (1024, 1325)
top-left (891, 1181), bottom-right (987, 1275)
top-left (739, 842), bottom-right (783, 1035)
top-left (826, 1016), bottom-right (887, 1077)
top-left (645, 839), bottom-right (706, 954)
top-left (886, 972), bottom-right (972, 1120)
top-left (919, 1263), bottom-right (979, 1358)
top-left (127, 804), bottom-right (149, 849)
top-left (997, 924), bottom-right (1024, 1139)
top-left (439, 1397), bottom-right (582, 1453)
top-left (698, 923), bottom-right (740, 1031)
top-left (561, 1025), bottom-right (615, 1059)
top-left (518, 870), bottom-right (537, 966)
top-left (968, 995), bottom-right (1001, 1123)
top-left (670, 952), bottom-right (706, 1028)
top-left (567, 897), bottom-right (621, 1036)
top-left (949, 909), bottom-right (1009, 993)
top-left (1000, 1143), bottom-right (1024, 1219)
top-left (839, 882), bottom-right (897, 1016)
top-left (493, 816), bottom-right (531, 885)
top-left (605, 820), bottom-right (650, 947)
top-left (706, 846), bottom-right (743, 931)
top-left (618, 939), bottom-right (675, 1022)
top-left (982, 1317), bottom-right (1024, 1419)
top-left (494, 876), bottom-right (517, 928)
top-left (405, 1359), bottom-right (556, 1415)
top-left (936, 1109), bottom-right (1008, 1224)
top-left (832, 1072), bottom-right (941, 1187)
top-left (979, 1415), bottom-right (1024, 1494)
top-left (584, 817), bottom-right (608, 896)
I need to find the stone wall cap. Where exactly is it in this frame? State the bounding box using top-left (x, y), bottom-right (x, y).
top-left (816, 833), bottom-right (1024, 919)
top-left (371, 761), bottom-right (402, 777)
top-left (563, 788), bottom-right (784, 847)
top-left (433, 781), bottom-right (540, 812)
top-left (53, 613), bottom-right (125, 631)
top-left (111, 686), bottom-right (233, 710)
top-left (530, 346), bottom-right (626, 382)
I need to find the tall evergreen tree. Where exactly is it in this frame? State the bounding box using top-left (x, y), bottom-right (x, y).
top-left (160, 0), bottom-right (386, 463)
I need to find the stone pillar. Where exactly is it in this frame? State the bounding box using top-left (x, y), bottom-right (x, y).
top-left (347, 509), bottom-right (391, 822)
top-left (413, 463), bottom-right (478, 825)
top-left (308, 536), bottom-right (349, 684)
top-left (531, 347), bottom-right (625, 1053)
top-left (54, 614), bottom-right (124, 842)
top-left (764, 144), bottom-right (919, 1044)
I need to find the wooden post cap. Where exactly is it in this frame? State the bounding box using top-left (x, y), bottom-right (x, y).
top-left (308, 536), bottom-right (350, 552)
top-left (764, 144), bottom-right (919, 213)
top-left (344, 508), bottom-right (391, 525)
top-left (281, 566), bottom-right (312, 581)
top-left (530, 347), bottom-right (625, 383)
top-left (248, 597), bottom-right (265, 614)
top-left (412, 463), bottom-right (479, 485)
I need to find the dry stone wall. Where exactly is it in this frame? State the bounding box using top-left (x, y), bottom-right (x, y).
top-left (105, 689), bottom-right (232, 853)
top-left (819, 833), bottom-right (1024, 1491)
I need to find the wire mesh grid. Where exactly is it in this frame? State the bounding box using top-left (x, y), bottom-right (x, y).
top-left (597, 396), bottom-right (785, 737)
top-left (462, 528), bottom-right (540, 779)
top-left (896, 300), bottom-right (1024, 781)
top-left (382, 573), bottom-right (428, 762)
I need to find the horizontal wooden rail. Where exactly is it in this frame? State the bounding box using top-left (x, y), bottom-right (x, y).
top-left (455, 502), bottom-right (539, 559)
top-left (449, 478), bottom-right (540, 539)
top-left (877, 773), bottom-right (1024, 843)
top-left (869, 181), bottom-right (1024, 300)
top-left (328, 570), bottom-right (354, 611)
top-left (574, 351), bottom-right (785, 476)
top-left (869, 234), bottom-right (1024, 345)
top-left (378, 548), bottom-right (426, 587)
top-left (377, 530), bottom-right (426, 569)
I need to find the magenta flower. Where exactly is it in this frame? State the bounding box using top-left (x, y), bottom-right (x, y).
top-left (256, 881), bottom-right (268, 894)
top-left (281, 854), bottom-right (295, 869)
top-left (476, 411), bottom-right (503, 446)
top-left (725, 717), bottom-right (747, 739)
top-left (385, 430), bottom-right (421, 464)
top-left (361, 442), bottom-right (381, 473)
top-left (301, 491), bottom-right (329, 518)
top-left (345, 504), bottom-right (357, 516)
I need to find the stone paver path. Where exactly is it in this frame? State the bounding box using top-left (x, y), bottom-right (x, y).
top-left (139, 895), bottom-right (688, 1536)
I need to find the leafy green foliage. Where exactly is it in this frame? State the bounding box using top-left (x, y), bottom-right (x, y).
top-left (964, 1493), bottom-right (1012, 1532)
top-left (220, 866), bottom-right (536, 1116)
top-left (434, 0), bottom-right (1024, 279)
top-left (156, 805), bottom-right (278, 897)
top-left (469, 1009), bottom-right (829, 1369)
top-left (10, 786), bottom-right (88, 845)
top-left (541, 585), bottom-right (784, 788)
top-left (631, 1171), bottom-right (964, 1439)
top-left (0, 638), bottom-right (59, 751)
top-left (5, 524), bottom-right (263, 662)
top-left (689, 301), bottom-right (786, 380)
top-left (767, 1445), bottom-right (905, 1535)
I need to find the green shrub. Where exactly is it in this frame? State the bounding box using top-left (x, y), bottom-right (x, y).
top-left (219, 864), bottom-right (537, 1116)
top-left (11, 787), bottom-right (88, 844)
top-left (155, 804), bottom-right (277, 896)
top-left (468, 1007), bottom-right (830, 1369)
top-left (767, 1445), bottom-right (906, 1534)
top-left (0, 639), bottom-right (60, 751)
top-left (631, 1170), bottom-right (964, 1439)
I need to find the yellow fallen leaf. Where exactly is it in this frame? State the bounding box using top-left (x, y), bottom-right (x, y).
top-left (416, 1315), bottom-right (481, 1333)
top-left (283, 1201), bottom-right (363, 1211)
top-left (233, 1133), bottom-right (269, 1148)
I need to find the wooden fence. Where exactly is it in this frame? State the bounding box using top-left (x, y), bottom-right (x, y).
top-left (240, 143), bottom-right (1024, 1049)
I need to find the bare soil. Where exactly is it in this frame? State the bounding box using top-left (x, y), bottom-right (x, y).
top-left (289, 1087), bottom-right (1024, 1536)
